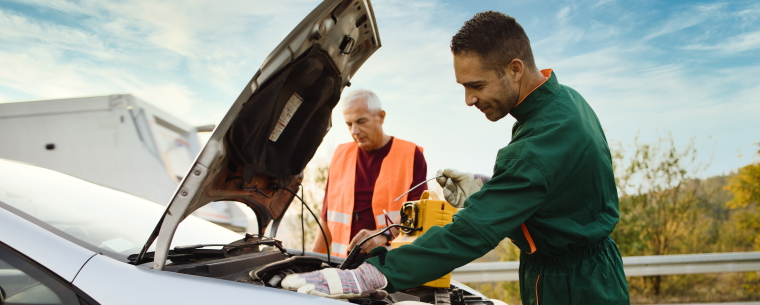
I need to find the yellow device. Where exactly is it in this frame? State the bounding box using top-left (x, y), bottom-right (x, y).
top-left (390, 190), bottom-right (457, 288)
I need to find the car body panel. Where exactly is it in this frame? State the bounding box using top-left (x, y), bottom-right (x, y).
top-left (73, 254), bottom-right (344, 305)
top-left (0, 157), bottom-right (243, 264)
top-left (138, 0), bottom-right (382, 270)
top-left (0, 206), bottom-right (95, 283)
top-left (0, 159), bottom-right (503, 305)
top-left (0, 159), bottom-right (344, 304)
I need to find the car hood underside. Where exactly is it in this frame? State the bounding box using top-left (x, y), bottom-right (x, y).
top-left (135, 0), bottom-right (381, 270)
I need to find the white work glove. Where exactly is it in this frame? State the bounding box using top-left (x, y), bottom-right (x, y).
top-left (281, 263), bottom-right (388, 299)
top-left (436, 169), bottom-right (491, 208)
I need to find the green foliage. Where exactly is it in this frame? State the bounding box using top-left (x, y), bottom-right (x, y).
top-left (725, 143), bottom-right (760, 250)
top-left (725, 157), bottom-right (760, 210)
top-left (612, 134), bottom-right (709, 258)
top-left (723, 144), bottom-right (760, 296)
top-left (609, 135), bottom-right (760, 301)
top-left (466, 281), bottom-right (521, 305)
top-left (627, 272), bottom-right (760, 304)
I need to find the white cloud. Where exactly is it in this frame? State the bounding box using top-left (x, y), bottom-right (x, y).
top-left (0, 50), bottom-right (109, 97)
top-left (736, 3), bottom-right (760, 23)
top-left (685, 30), bottom-right (760, 53)
top-left (1, 0), bottom-right (320, 98)
top-left (644, 3), bottom-right (724, 40)
top-left (592, 0), bottom-right (616, 8)
top-left (0, 9), bottom-right (114, 59)
top-left (133, 83), bottom-right (196, 117)
top-left (544, 42), bottom-right (760, 176)
top-left (532, 6), bottom-right (587, 54)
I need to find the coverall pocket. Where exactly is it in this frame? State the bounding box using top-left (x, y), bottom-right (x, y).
top-left (539, 272), bottom-right (570, 304)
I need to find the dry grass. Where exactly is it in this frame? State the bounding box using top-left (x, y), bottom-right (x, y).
top-left (466, 272), bottom-right (760, 305)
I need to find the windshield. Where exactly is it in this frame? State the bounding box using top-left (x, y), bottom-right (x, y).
top-left (0, 159), bottom-right (242, 260)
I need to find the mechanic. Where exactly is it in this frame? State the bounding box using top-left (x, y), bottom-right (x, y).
top-left (285, 12), bottom-right (630, 304)
top-left (311, 89), bottom-right (428, 258)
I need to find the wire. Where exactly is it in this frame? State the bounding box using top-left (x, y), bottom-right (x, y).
top-left (356, 224), bottom-right (421, 248)
top-left (394, 176), bottom-right (442, 202)
top-left (394, 175), bottom-right (469, 206)
top-left (338, 224), bottom-right (422, 270)
top-left (300, 185), bottom-right (305, 256)
top-left (280, 187), bottom-right (331, 264)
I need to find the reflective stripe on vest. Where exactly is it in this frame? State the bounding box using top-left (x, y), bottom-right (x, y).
top-left (325, 138), bottom-right (419, 257)
top-left (327, 210), bottom-right (351, 225)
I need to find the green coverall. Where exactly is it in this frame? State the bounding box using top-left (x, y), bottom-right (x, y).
top-left (367, 71), bottom-right (630, 304)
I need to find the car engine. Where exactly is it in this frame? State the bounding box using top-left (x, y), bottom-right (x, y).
top-left (160, 234), bottom-right (496, 305)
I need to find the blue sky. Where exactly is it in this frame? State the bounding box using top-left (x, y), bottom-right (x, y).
top-left (1, 0), bottom-right (759, 181)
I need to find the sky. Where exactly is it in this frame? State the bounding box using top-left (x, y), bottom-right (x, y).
top-left (1, 0), bottom-right (759, 183)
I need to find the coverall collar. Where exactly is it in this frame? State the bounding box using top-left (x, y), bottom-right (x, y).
top-left (510, 69), bottom-right (559, 122)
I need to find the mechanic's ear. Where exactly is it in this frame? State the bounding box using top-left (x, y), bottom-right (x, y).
top-left (509, 59), bottom-right (524, 83)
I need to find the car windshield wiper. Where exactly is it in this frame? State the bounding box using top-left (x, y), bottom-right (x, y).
top-left (224, 239), bottom-right (288, 255)
top-left (127, 250), bottom-right (193, 266)
top-left (129, 239), bottom-right (288, 265)
top-left (172, 244), bottom-right (230, 251)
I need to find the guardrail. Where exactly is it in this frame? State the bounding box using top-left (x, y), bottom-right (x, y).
top-left (451, 251), bottom-right (760, 283)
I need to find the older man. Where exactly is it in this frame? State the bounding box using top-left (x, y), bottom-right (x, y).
top-left (311, 89), bottom-right (428, 258)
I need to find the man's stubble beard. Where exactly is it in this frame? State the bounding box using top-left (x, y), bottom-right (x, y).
top-left (489, 76), bottom-right (519, 122)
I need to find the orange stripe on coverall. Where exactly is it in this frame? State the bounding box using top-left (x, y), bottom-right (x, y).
top-left (521, 223), bottom-right (537, 254)
top-left (513, 68), bottom-right (553, 109)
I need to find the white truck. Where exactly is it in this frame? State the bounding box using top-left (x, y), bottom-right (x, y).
top-left (0, 94), bottom-right (256, 232)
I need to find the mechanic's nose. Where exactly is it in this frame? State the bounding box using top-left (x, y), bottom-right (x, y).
top-left (465, 91), bottom-right (478, 106)
top-left (350, 124), bottom-right (360, 136)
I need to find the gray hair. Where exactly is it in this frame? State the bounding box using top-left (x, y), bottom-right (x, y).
top-left (342, 89), bottom-right (382, 114)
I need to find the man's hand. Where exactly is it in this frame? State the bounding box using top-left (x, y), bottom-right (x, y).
top-left (281, 263), bottom-right (388, 299)
top-left (349, 229), bottom-right (388, 254)
top-left (435, 169), bottom-right (491, 208)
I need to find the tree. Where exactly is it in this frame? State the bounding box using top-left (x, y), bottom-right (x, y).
top-left (724, 143), bottom-right (760, 251)
top-left (725, 144), bottom-right (760, 211)
top-left (724, 144), bottom-right (760, 295)
top-left (724, 157), bottom-right (760, 251)
top-left (611, 133), bottom-right (710, 295)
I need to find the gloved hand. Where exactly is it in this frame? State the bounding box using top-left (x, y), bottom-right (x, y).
top-left (436, 169), bottom-right (491, 208)
top-left (281, 263), bottom-right (388, 299)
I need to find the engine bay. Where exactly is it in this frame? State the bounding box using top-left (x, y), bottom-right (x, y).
top-left (156, 234), bottom-right (495, 305)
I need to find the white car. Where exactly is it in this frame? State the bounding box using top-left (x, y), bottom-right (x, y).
top-left (0, 0), bottom-right (502, 304)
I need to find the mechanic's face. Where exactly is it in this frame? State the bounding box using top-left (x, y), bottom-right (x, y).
top-left (454, 53), bottom-right (520, 122)
top-left (343, 98), bottom-right (386, 151)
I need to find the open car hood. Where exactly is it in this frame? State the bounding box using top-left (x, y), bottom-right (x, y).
top-left (137, 0), bottom-right (381, 270)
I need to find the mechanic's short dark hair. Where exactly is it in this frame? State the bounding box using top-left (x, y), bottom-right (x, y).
top-left (451, 11), bottom-right (537, 76)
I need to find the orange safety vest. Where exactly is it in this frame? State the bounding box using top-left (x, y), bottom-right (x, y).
top-left (325, 138), bottom-right (419, 257)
